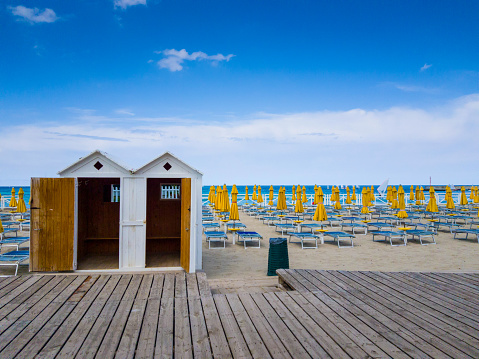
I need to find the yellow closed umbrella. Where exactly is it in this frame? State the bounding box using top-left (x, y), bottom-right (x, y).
top-left (313, 186), bottom-right (319, 205)
top-left (391, 187), bottom-right (399, 209)
top-left (268, 185), bottom-right (274, 206)
top-left (426, 187), bottom-right (438, 212)
top-left (474, 186), bottom-right (479, 204)
top-left (294, 185), bottom-right (304, 213)
top-left (409, 185), bottom-right (414, 201)
top-left (313, 191), bottom-right (328, 222)
top-left (257, 186), bottom-right (263, 205)
top-left (208, 185), bottom-right (214, 203)
top-left (16, 188), bottom-right (27, 214)
top-left (334, 187), bottom-right (342, 210)
top-left (415, 186), bottom-right (421, 205)
top-left (370, 186), bottom-right (375, 203)
top-left (351, 186), bottom-right (357, 203)
top-left (419, 186), bottom-right (425, 202)
top-left (0, 217), bottom-right (3, 234)
top-left (365, 187), bottom-right (372, 207)
top-left (445, 186), bottom-right (455, 210)
top-left (244, 186), bottom-right (249, 201)
top-left (215, 186), bottom-right (223, 211)
top-left (360, 187), bottom-right (369, 214)
top-left (252, 185), bottom-right (257, 201)
top-left (302, 186), bottom-right (307, 204)
top-left (469, 187), bottom-right (475, 200)
top-left (460, 186), bottom-right (468, 205)
top-left (276, 187), bottom-right (284, 211)
top-left (345, 186), bottom-right (352, 204)
top-left (222, 185), bottom-right (230, 213)
top-left (397, 185), bottom-right (408, 218)
top-left (292, 185), bottom-right (296, 201)
top-left (9, 187), bottom-right (17, 207)
top-left (386, 186), bottom-right (392, 203)
top-left (230, 185), bottom-right (239, 221)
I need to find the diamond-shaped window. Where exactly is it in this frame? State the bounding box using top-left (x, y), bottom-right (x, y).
top-left (94, 161), bottom-right (103, 170)
top-left (163, 162), bottom-right (172, 171)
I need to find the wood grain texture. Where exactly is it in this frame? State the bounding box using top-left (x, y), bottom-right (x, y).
top-left (180, 178), bottom-right (191, 273)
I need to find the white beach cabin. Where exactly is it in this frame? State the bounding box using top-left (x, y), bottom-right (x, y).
top-left (29, 150), bottom-right (202, 273)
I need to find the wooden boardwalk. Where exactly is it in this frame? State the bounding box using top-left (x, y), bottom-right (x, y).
top-left (0, 270), bottom-right (477, 358)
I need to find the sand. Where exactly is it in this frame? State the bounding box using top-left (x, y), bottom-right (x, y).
top-left (202, 207), bottom-right (479, 280)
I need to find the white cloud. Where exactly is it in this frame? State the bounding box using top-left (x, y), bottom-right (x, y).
top-left (421, 63), bottom-right (432, 71)
top-left (387, 82), bottom-right (439, 94)
top-left (155, 49), bottom-right (235, 71)
top-left (114, 0), bottom-right (147, 9)
top-left (2, 94), bottom-right (479, 185)
top-left (115, 109), bottom-right (135, 116)
top-left (8, 6), bottom-right (59, 23)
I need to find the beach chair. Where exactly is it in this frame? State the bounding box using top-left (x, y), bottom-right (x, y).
top-left (237, 231), bottom-right (262, 249)
top-left (0, 250), bottom-right (29, 276)
top-left (275, 223), bottom-right (296, 235)
top-left (262, 216), bottom-right (280, 226)
top-left (288, 232), bottom-right (320, 249)
top-left (322, 231), bottom-right (355, 248)
top-left (370, 230), bottom-right (406, 246)
top-left (202, 222), bottom-right (221, 232)
top-left (340, 222), bottom-right (367, 235)
top-left (204, 231), bottom-right (228, 249)
top-left (367, 222), bottom-right (395, 231)
top-left (430, 221), bottom-right (462, 234)
top-left (300, 223), bottom-right (325, 233)
top-left (405, 230), bottom-right (436, 245)
top-left (226, 222), bottom-right (247, 230)
top-left (0, 236), bottom-right (29, 251)
top-left (453, 229), bottom-right (479, 243)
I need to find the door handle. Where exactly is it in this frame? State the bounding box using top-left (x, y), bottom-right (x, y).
top-left (185, 228), bottom-right (189, 231)
top-left (33, 228), bottom-right (41, 231)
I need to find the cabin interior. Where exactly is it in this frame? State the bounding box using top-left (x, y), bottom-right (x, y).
top-left (76, 177), bottom-right (181, 270)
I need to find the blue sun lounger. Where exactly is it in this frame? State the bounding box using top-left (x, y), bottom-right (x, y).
top-left (237, 231), bottom-right (263, 249)
top-left (322, 231), bottom-right (355, 248)
top-left (288, 232), bottom-right (320, 249)
top-left (275, 223), bottom-right (297, 235)
top-left (370, 230), bottom-right (406, 246)
top-left (367, 222), bottom-right (396, 231)
top-left (204, 231), bottom-right (228, 249)
top-left (0, 250), bottom-right (29, 276)
top-left (340, 222), bottom-right (368, 235)
top-left (0, 228), bottom-right (19, 239)
top-left (226, 222), bottom-right (247, 230)
top-left (300, 223), bottom-right (326, 233)
top-left (429, 221), bottom-right (462, 233)
top-left (405, 230), bottom-right (436, 245)
top-left (202, 222), bottom-right (220, 230)
top-left (0, 236), bottom-right (29, 251)
top-left (453, 228), bottom-right (479, 243)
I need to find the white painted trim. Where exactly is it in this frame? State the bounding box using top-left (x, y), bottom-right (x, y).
top-left (73, 178), bottom-right (78, 270)
top-left (75, 266), bottom-right (184, 274)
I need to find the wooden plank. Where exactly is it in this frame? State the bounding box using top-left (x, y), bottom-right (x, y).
top-left (0, 275), bottom-right (23, 292)
top-left (0, 275), bottom-right (42, 309)
top-left (429, 273), bottom-right (479, 293)
top-left (181, 177), bottom-right (191, 272)
top-left (201, 292), bottom-right (231, 358)
top-left (35, 275), bottom-right (110, 358)
top-left (75, 275), bottom-right (133, 358)
top-left (332, 270), bottom-right (479, 358)
top-left (444, 273), bottom-right (479, 289)
top-left (115, 274), bottom-right (153, 359)
top-left (15, 275), bottom-right (99, 359)
top-left (95, 275), bottom-right (143, 359)
top-left (175, 271), bottom-right (187, 298)
top-left (238, 293), bottom-right (291, 359)
top-left (263, 292), bottom-right (330, 358)
top-left (294, 270), bottom-right (413, 359)
top-left (274, 291), bottom-right (351, 359)
top-left (196, 271), bottom-right (211, 297)
top-left (53, 275), bottom-right (122, 358)
top-left (189, 295), bottom-right (212, 358)
top-left (423, 273), bottom-right (479, 300)
top-left (276, 269), bottom-right (309, 292)
top-left (175, 296), bottom-right (193, 359)
top-left (0, 275), bottom-right (86, 359)
top-left (136, 274), bottom-right (164, 359)
top-left (250, 292), bottom-right (311, 359)
top-left (186, 272), bottom-right (200, 297)
top-left (214, 294), bottom-right (251, 359)
top-left (155, 296), bottom-right (174, 359)
top-left (225, 294), bottom-right (271, 359)
top-left (29, 177), bottom-right (40, 271)
top-left (285, 291), bottom-right (369, 359)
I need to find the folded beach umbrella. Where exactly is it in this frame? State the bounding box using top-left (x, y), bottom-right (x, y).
top-left (345, 186), bottom-right (352, 204)
top-left (365, 187), bottom-right (372, 207)
top-left (208, 186), bottom-right (215, 204)
top-left (409, 185), bottom-right (415, 201)
top-left (415, 186), bottom-right (421, 205)
top-left (474, 186), bottom-right (479, 204)
top-left (360, 187), bottom-right (369, 214)
top-left (445, 186), bottom-right (455, 210)
top-left (391, 186), bottom-right (399, 209)
top-left (215, 186), bottom-right (223, 211)
top-left (313, 191), bottom-right (327, 222)
top-left (244, 186), bottom-right (249, 201)
top-left (386, 186), bottom-right (392, 203)
top-left (292, 185), bottom-right (296, 201)
top-left (222, 185), bottom-right (230, 213)
top-left (419, 186), bottom-right (425, 202)
top-left (0, 217), bottom-right (3, 234)
top-left (460, 186), bottom-right (468, 206)
top-left (229, 185), bottom-right (239, 221)
top-left (268, 185), bottom-right (274, 206)
top-left (334, 187), bottom-right (342, 210)
top-left (252, 185), bottom-right (257, 201)
top-left (351, 186), bottom-right (357, 203)
top-left (257, 186), bottom-right (264, 205)
top-left (426, 187), bottom-right (439, 212)
top-left (397, 185), bottom-right (408, 218)
top-left (16, 188), bottom-right (27, 214)
top-left (281, 187), bottom-right (288, 210)
top-left (276, 187), bottom-right (284, 211)
top-left (470, 187), bottom-right (475, 200)
top-left (9, 187), bottom-right (17, 207)
top-left (313, 186), bottom-right (319, 205)
top-left (294, 185), bottom-right (304, 213)
top-left (370, 186), bottom-right (375, 202)
top-left (302, 186), bottom-right (308, 204)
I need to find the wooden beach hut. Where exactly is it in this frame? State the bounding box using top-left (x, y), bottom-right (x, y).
top-left (30, 150), bottom-right (202, 273)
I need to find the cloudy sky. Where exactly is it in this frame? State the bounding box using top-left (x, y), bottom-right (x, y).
top-left (1, 0), bottom-right (478, 186)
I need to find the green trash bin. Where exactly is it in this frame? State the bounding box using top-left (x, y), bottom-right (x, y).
top-left (267, 237), bottom-right (289, 276)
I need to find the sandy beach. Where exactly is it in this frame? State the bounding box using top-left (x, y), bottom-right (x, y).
top-left (203, 207), bottom-right (479, 281)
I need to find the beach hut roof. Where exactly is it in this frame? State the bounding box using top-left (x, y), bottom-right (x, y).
top-left (134, 151), bottom-right (203, 176)
top-left (57, 149), bottom-right (133, 177)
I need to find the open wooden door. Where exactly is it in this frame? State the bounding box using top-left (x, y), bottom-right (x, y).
top-left (30, 178), bottom-right (75, 272)
top-left (180, 178), bottom-right (191, 272)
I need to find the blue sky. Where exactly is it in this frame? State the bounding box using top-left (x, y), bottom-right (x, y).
top-left (1, 0), bottom-right (478, 185)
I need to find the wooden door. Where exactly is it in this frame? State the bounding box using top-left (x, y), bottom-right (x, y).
top-left (30, 178), bottom-right (75, 271)
top-left (180, 178), bottom-right (191, 272)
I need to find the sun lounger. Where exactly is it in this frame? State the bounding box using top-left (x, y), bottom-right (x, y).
top-left (0, 236), bottom-right (29, 251)
top-left (322, 231), bottom-right (355, 248)
top-left (402, 222), bottom-right (437, 234)
top-left (262, 216), bottom-right (280, 226)
top-left (237, 231), bottom-right (262, 249)
top-left (453, 228), bottom-right (479, 243)
top-left (0, 228), bottom-right (19, 239)
top-left (370, 230), bottom-right (406, 246)
top-left (226, 222), bottom-right (246, 230)
top-left (204, 231), bottom-right (228, 249)
top-left (202, 222), bottom-right (220, 231)
top-left (202, 216), bottom-right (215, 223)
top-left (275, 223), bottom-right (297, 235)
top-left (377, 216), bottom-right (399, 224)
top-left (429, 221), bottom-right (462, 233)
top-left (340, 222), bottom-right (368, 235)
top-left (406, 230), bottom-right (436, 245)
top-left (288, 232), bottom-right (320, 249)
top-left (0, 250), bottom-right (29, 276)
top-left (367, 222), bottom-right (395, 231)
top-left (340, 216), bottom-right (362, 223)
top-left (300, 223), bottom-right (326, 233)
